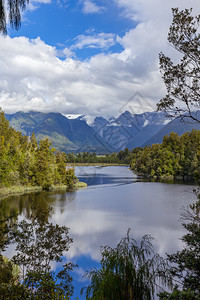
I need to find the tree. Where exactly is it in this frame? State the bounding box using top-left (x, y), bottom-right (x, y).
top-left (11, 219), bottom-right (73, 278)
top-left (81, 229), bottom-right (172, 300)
top-left (3, 218), bottom-right (76, 299)
top-left (159, 197), bottom-right (200, 300)
top-left (65, 166), bottom-right (77, 188)
top-left (0, 0), bottom-right (29, 34)
top-left (157, 8), bottom-right (200, 123)
top-left (34, 139), bottom-right (54, 189)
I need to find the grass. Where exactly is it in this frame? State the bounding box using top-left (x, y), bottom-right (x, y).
top-left (0, 185), bottom-right (43, 199)
top-left (73, 181), bottom-right (87, 188)
top-left (50, 181), bottom-right (87, 191)
top-left (0, 181), bottom-right (87, 200)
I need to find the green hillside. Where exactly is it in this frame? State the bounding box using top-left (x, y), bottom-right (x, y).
top-left (5, 111), bottom-right (112, 153)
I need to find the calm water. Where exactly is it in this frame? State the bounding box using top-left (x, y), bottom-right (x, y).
top-left (4, 166), bottom-right (198, 298)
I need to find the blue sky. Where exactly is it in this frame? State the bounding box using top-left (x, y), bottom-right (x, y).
top-left (9, 0), bottom-right (134, 60)
top-left (0, 0), bottom-right (199, 119)
top-left (9, 0), bottom-right (134, 59)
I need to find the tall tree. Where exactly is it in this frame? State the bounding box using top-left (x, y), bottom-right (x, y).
top-left (0, 216), bottom-right (75, 299)
top-left (159, 197), bottom-right (200, 299)
top-left (0, 0), bottom-right (29, 34)
top-left (157, 8), bottom-right (200, 123)
top-left (82, 229), bottom-right (172, 300)
top-left (34, 139), bottom-right (54, 189)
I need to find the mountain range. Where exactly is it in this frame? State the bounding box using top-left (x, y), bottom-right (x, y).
top-left (5, 110), bottom-right (200, 153)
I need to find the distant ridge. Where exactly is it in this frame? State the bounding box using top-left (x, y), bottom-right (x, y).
top-left (5, 110), bottom-right (200, 153)
top-left (144, 112), bottom-right (200, 146)
top-left (5, 111), bottom-right (113, 153)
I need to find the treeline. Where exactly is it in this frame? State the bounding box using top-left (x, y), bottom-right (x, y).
top-left (66, 148), bottom-right (133, 164)
top-left (130, 130), bottom-right (200, 182)
top-left (0, 109), bottom-right (76, 190)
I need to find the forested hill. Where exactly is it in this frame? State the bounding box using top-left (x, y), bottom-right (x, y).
top-left (0, 109), bottom-right (76, 190)
top-left (5, 111), bottom-right (112, 154)
top-left (130, 129), bottom-right (200, 182)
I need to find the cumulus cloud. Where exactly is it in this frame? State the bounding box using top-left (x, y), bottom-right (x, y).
top-left (0, 0), bottom-right (200, 117)
top-left (81, 0), bottom-right (105, 14)
top-left (114, 0), bottom-right (200, 22)
top-left (0, 35), bottom-right (157, 116)
top-left (26, 0), bottom-right (52, 12)
top-left (0, 32), bottom-right (165, 117)
top-left (71, 32), bottom-right (116, 50)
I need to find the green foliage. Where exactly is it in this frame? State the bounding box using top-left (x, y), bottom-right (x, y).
top-left (0, 217), bottom-right (75, 299)
top-left (0, 282), bottom-right (31, 300)
top-left (157, 8), bottom-right (200, 122)
top-left (0, 108), bottom-right (77, 190)
top-left (159, 287), bottom-right (200, 300)
top-left (34, 139), bottom-right (54, 189)
top-left (130, 130), bottom-right (200, 181)
top-left (82, 229), bottom-right (172, 300)
top-left (65, 148), bottom-right (133, 165)
top-left (66, 167), bottom-right (77, 187)
top-left (159, 198), bottom-right (200, 299)
top-left (11, 219), bottom-right (73, 276)
top-left (24, 269), bottom-right (73, 299)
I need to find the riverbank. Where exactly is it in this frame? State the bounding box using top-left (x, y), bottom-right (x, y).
top-left (0, 181), bottom-right (87, 200)
top-left (134, 172), bottom-right (196, 184)
top-left (68, 163), bottom-right (129, 166)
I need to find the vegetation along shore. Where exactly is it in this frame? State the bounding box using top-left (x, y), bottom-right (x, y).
top-left (0, 108), bottom-right (86, 200)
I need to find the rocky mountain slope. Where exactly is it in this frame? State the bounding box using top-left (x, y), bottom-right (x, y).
top-left (5, 110), bottom-right (200, 153)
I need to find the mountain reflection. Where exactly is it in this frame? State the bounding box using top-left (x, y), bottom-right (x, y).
top-left (0, 166), bottom-right (198, 299)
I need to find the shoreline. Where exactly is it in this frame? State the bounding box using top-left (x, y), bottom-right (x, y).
top-left (68, 163), bottom-right (129, 166)
top-left (0, 181), bottom-right (87, 200)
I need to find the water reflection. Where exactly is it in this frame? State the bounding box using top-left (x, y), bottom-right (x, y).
top-left (1, 166), bottom-right (198, 299)
top-left (76, 165), bottom-right (139, 189)
top-left (47, 191), bottom-right (76, 210)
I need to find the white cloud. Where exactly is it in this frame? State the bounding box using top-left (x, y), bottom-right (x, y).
top-left (71, 32), bottom-right (116, 50)
top-left (0, 0), bottom-right (200, 118)
top-left (0, 35), bottom-right (158, 117)
top-left (26, 0), bottom-right (52, 12)
top-left (113, 0), bottom-right (200, 22)
top-left (82, 0), bottom-right (105, 14)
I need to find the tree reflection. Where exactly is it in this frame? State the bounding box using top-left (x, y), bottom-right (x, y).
top-left (0, 191), bottom-right (76, 299)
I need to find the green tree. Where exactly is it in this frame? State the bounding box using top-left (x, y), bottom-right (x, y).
top-left (34, 139), bottom-right (54, 189)
top-left (56, 151), bottom-right (67, 184)
top-left (159, 197), bottom-right (200, 299)
top-left (7, 218), bottom-right (76, 299)
top-left (157, 8), bottom-right (200, 122)
top-left (11, 219), bottom-right (72, 277)
top-left (65, 167), bottom-right (77, 188)
top-left (82, 229), bottom-right (172, 300)
top-left (130, 130), bottom-right (200, 181)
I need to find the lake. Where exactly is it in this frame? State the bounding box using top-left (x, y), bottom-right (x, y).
top-left (3, 166), bottom-right (198, 298)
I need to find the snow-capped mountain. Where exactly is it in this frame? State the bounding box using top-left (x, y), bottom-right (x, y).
top-left (5, 110), bottom-right (199, 153)
top-left (90, 111), bottom-right (172, 151)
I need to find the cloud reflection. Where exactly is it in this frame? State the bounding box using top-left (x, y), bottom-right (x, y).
top-left (50, 166), bottom-right (197, 263)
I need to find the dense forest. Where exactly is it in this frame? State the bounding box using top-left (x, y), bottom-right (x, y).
top-left (65, 149), bottom-right (132, 164)
top-left (130, 130), bottom-right (200, 182)
top-left (66, 130), bottom-right (200, 184)
top-left (0, 108), bottom-right (77, 190)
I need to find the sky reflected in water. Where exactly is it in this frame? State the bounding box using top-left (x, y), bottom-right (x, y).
top-left (3, 166), bottom-right (198, 299)
top-left (47, 166), bottom-right (197, 298)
